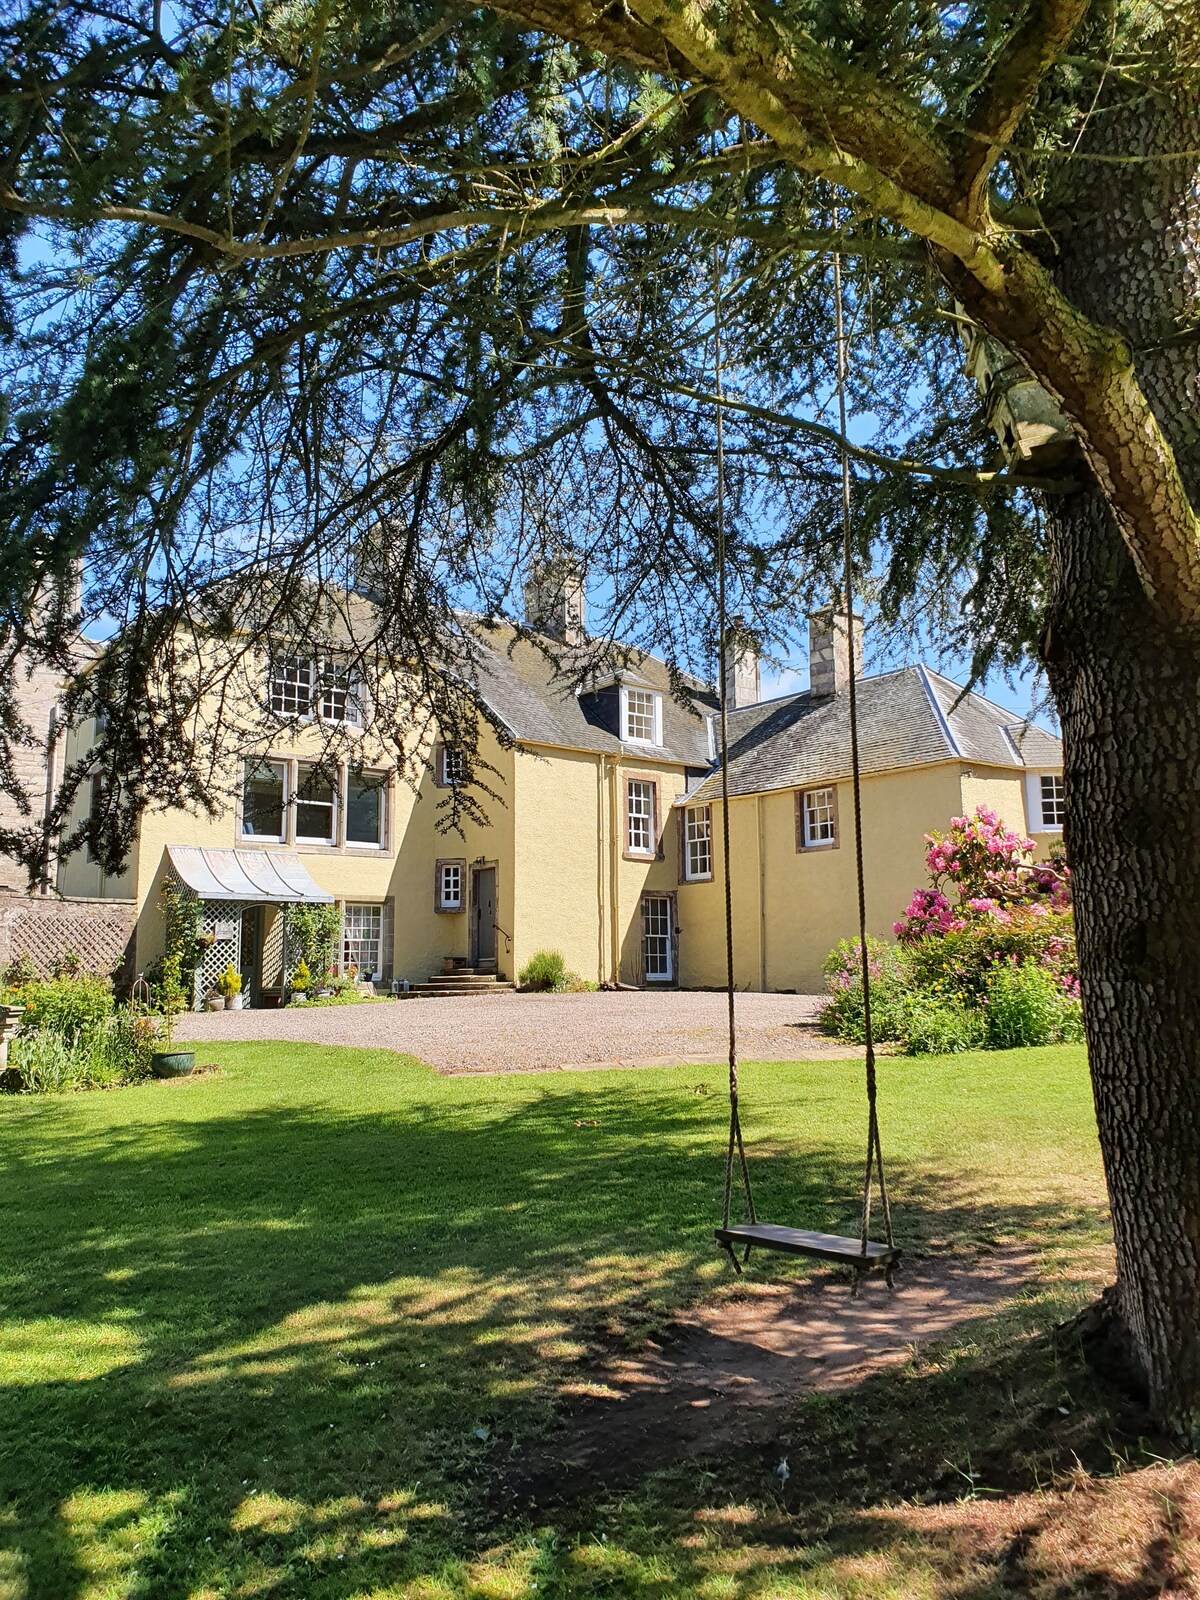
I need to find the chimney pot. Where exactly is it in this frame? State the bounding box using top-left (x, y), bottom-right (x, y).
top-left (808, 605), bottom-right (864, 697)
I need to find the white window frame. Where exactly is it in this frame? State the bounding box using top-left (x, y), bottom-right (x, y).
top-left (437, 860), bottom-right (464, 912)
top-left (621, 687), bottom-right (663, 746)
top-left (268, 652), bottom-right (313, 719)
top-left (626, 778), bottom-right (656, 857)
top-left (343, 903), bottom-right (383, 980)
top-left (803, 786), bottom-right (837, 849)
top-left (241, 759), bottom-right (289, 843)
top-left (269, 651), bottom-right (363, 726)
top-left (344, 772), bottom-right (387, 850)
top-left (641, 894), bottom-right (674, 983)
top-left (683, 804), bottom-right (713, 882)
top-left (318, 659), bottom-right (364, 728)
top-left (441, 745), bottom-right (468, 787)
top-left (1028, 771), bottom-right (1066, 831)
top-left (295, 762), bottom-right (339, 846)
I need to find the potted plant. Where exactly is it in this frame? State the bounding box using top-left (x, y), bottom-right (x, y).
top-left (150, 1006), bottom-right (195, 1078)
top-left (289, 958), bottom-right (312, 1002)
top-left (203, 989), bottom-right (224, 1012)
top-left (218, 965), bottom-right (243, 1010)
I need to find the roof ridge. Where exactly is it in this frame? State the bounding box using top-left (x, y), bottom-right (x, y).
top-left (915, 664), bottom-right (962, 758)
top-left (922, 664), bottom-right (1057, 736)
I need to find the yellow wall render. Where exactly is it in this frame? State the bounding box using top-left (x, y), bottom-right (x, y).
top-left (508, 748), bottom-right (688, 984)
top-left (678, 760), bottom-right (1054, 994)
top-left (387, 727), bottom-right (517, 984)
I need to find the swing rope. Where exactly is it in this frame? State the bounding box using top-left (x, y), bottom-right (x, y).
top-left (712, 237), bottom-right (896, 1276)
top-left (832, 252), bottom-right (894, 1255)
top-left (715, 237), bottom-right (756, 1236)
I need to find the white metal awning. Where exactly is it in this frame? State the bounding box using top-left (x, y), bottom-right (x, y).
top-left (166, 846), bottom-right (335, 904)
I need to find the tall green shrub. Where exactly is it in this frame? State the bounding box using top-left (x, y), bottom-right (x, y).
top-left (518, 950), bottom-right (567, 991)
top-left (4, 972), bottom-right (113, 1040)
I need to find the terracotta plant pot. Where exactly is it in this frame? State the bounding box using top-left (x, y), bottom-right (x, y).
top-left (151, 1049), bottom-right (195, 1078)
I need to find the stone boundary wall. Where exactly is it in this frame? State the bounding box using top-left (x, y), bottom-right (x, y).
top-left (0, 895), bottom-right (137, 983)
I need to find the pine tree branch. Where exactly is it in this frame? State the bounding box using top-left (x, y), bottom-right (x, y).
top-left (0, 185), bottom-right (922, 261)
top-left (955, 0), bottom-right (1091, 214)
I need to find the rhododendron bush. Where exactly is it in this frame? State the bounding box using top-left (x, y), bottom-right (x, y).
top-left (820, 807), bottom-right (1081, 1054)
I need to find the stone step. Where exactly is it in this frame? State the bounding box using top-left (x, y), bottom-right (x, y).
top-left (422, 974), bottom-right (506, 986)
top-left (410, 982), bottom-right (515, 997)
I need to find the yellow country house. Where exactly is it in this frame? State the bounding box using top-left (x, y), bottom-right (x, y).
top-left (54, 580), bottom-right (1064, 1003)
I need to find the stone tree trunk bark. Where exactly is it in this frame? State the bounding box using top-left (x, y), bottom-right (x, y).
top-left (1038, 74), bottom-right (1200, 1437)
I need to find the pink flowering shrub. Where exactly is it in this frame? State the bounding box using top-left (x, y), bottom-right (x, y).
top-left (821, 806), bottom-right (1081, 1053)
top-left (895, 807), bottom-right (1071, 942)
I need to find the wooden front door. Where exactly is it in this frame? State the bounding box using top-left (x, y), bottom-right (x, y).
top-left (472, 866), bottom-right (497, 966)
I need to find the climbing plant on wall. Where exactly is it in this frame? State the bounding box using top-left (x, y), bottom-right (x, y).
top-left (286, 904), bottom-right (343, 986)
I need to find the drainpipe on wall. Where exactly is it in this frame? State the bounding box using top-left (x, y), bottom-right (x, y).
top-left (757, 793), bottom-right (768, 993)
top-left (607, 755), bottom-right (621, 983)
top-left (595, 753), bottom-right (607, 984)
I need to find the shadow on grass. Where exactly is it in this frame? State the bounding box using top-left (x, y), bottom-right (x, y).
top-left (0, 1078), bottom-right (1117, 1599)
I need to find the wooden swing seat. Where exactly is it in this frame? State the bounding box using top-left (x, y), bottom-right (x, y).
top-left (715, 1223), bottom-right (901, 1272)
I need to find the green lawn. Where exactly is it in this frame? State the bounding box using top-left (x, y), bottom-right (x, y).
top-left (0, 1043), bottom-right (1135, 1599)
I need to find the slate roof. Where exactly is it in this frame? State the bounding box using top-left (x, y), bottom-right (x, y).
top-left (329, 591), bottom-right (1061, 788)
top-left (687, 664), bottom-right (1062, 803)
top-left (463, 623), bottom-right (716, 767)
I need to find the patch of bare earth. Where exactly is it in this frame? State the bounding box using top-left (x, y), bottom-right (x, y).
top-left (503, 1246), bottom-right (1036, 1506)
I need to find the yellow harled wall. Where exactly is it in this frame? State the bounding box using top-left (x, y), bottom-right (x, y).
top-left (53, 631), bottom-right (1061, 1000)
top-left (508, 747), bottom-right (687, 985)
top-left (677, 762), bottom-right (1059, 994)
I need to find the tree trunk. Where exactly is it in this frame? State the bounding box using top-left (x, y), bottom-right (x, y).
top-left (1039, 61), bottom-right (1200, 1438)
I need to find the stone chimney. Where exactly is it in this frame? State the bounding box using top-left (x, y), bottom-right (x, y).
top-left (720, 623), bottom-right (760, 710)
top-left (808, 605), bottom-right (864, 698)
top-left (523, 557), bottom-right (586, 646)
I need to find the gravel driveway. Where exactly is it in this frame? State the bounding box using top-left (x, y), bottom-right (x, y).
top-left (177, 989), bottom-right (844, 1074)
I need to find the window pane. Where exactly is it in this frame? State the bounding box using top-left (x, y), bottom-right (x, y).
top-left (442, 747), bottom-right (467, 786)
top-left (243, 761), bottom-right (285, 837)
top-left (319, 660), bottom-right (360, 725)
top-left (804, 787), bottom-right (835, 845)
top-left (685, 805), bottom-right (711, 879)
top-left (625, 689), bottom-right (656, 742)
top-left (440, 863), bottom-right (462, 908)
top-left (627, 780), bottom-right (653, 853)
top-left (1040, 774), bottom-right (1065, 827)
top-left (269, 653), bottom-right (311, 717)
top-left (296, 765), bottom-right (336, 843)
top-left (346, 776), bottom-right (385, 845)
top-left (343, 903), bottom-right (383, 978)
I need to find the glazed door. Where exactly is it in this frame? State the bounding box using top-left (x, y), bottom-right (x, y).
top-left (641, 895), bottom-right (674, 983)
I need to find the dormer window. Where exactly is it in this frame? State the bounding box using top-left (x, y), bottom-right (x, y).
top-left (621, 687), bottom-right (662, 745)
